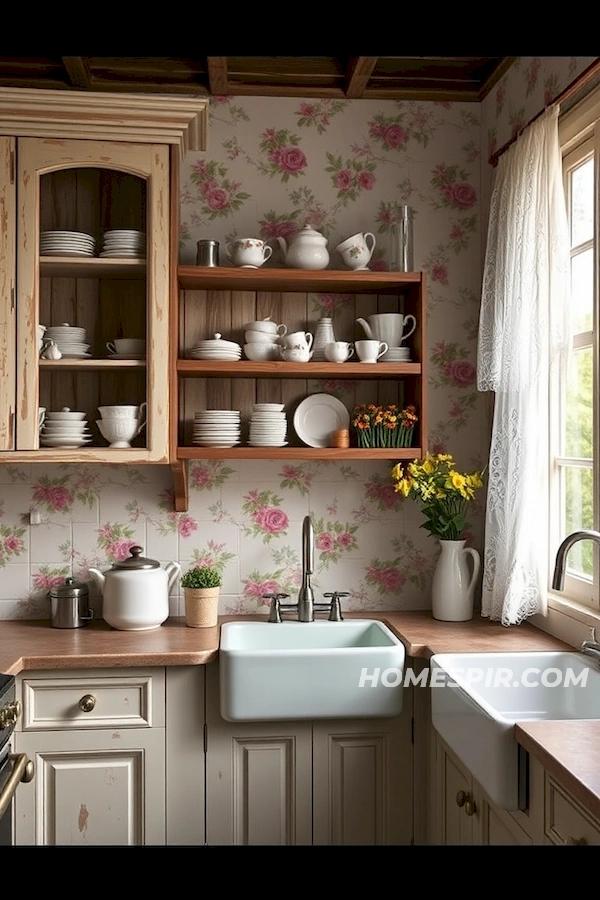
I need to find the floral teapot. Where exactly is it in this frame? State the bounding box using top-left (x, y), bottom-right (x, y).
top-left (277, 224), bottom-right (329, 270)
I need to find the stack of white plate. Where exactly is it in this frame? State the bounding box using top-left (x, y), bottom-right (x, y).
top-left (248, 403), bottom-right (287, 447)
top-left (40, 231), bottom-right (95, 258)
top-left (100, 229), bottom-right (146, 258)
top-left (193, 410), bottom-right (241, 447)
top-left (43, 324), bottom-right (91, 359)
top-left (380, 346), bottom-right (411, 362)
top-left (40, 408), bottom-right (92, 448)
top-left (189, 333), bottom-right (242, 361)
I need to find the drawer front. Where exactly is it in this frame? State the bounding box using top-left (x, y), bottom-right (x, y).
top-left (545, 776), bottom-right (600, 845)
top-left (18, 668), bottom-right (165, 731)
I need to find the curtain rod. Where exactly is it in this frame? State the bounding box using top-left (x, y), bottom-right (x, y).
top-left (488, 58), bottom-right (600, 167)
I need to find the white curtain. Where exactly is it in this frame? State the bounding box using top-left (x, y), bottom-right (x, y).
top-left (477, 106), bottom-right (570, 625)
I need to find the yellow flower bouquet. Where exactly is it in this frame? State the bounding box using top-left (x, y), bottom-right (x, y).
top-left (391, 453), bottom-right (485, 540)
top-left (352, 403), bottom-right (418, 449)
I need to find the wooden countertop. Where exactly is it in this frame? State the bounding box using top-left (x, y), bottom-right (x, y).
top-left (516, 721), bottom-right (600, 822)
top-left (5, 609), bottom-right (592, 822)
top-left (0, 609), bottom-right (569, 676)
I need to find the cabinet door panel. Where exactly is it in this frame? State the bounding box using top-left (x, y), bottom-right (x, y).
top-left (14, 728), bottom-right (165, 846)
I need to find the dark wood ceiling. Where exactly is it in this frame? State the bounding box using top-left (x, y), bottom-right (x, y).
top-left (0, 57), bottom-right (517, 102)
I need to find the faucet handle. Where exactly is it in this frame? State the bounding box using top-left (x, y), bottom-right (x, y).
top-left (323, 591), bottom-right (348, 622)
top-left (263, 593), bottom-right (290, 624)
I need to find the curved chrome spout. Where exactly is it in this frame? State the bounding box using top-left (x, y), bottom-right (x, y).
top-left (298, 515), bottom-right (315, 621)
top-left (552, 529), bottom-right (600, 591)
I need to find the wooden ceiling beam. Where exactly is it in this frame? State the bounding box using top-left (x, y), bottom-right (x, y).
top-left (207, 57), bottom-right (229, 95)
top-left (61, 56), bottom-right (93, 90)
top-left (345, 57), bottom-right (378, 98)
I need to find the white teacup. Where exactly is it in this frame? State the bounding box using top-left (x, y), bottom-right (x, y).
top-left (226, 238), bottom-right (273, 268)
top-left (244, 319), bottom-right (287, 337)
top-left (335, 232), bottom-right (376, 271)
top-left (281, 331), bottom-right (313, 352)
top-left (245, 330), bottom-right (281, 344)
top-left (324, 341), bottom-right (354, 363)
top-left (243, 343), bottom-right (281, 361)
top-left (98, 403), bottom-right (147, 423)
top-left (355, 339), bottom-right (388, 363)
top-left (107, 338), bottom-right (146, 356)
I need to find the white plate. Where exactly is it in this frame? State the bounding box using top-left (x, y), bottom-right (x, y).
top-left (248, 441), bottom-right (289, 447)
top-left (59, 352), bottom-right (93, 359)
top-left (41, 230), bottom-right (95, 239)
top-left (40, 439), bottom-right (93, 447)
top-left (293, 394), bottom-right (350, 448)
top-left (41, 249), bottom-right (95, 257)
top-left (99, 250), bottom-right (145, 258)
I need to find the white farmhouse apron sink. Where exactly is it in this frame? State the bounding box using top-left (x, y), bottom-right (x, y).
top-left (219, 619), bottom-right (406, 722)
top-left (430, 651), bottom-right (600, 810)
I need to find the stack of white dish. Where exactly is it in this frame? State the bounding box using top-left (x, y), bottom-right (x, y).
top-left (40, 408), bottom-right (92, 448)
top-left (189, 333), bottom-right (242, 361)
top-left (248, 403), bottom-right (287, 447)
top-left (40, 230), bottom-right (95, 258)
top-left (380, 346), bottom-right (411, 362)
top-left (193, 410), bottom-right (241, 447)
top-left (43, 324), bottom-right (91, 358)
top-left (100, 229), bottom-right (146, 258)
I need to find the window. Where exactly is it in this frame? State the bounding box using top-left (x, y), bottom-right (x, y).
top-left (551, 92), bottom-right (600, 612)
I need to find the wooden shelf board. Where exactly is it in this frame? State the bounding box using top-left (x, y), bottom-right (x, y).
top-left (40, 359), bottom-right (146, 370)
top-left (177, 446), bottom-right (421, 460)
top-left (177, 359), bottom-right (420, 378)
top-left (40, 257), bottom-right (146, 278)
top-left (178, 265), bottom-right (422, 294)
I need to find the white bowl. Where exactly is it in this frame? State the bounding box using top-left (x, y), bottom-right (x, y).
top-left (98, 404), bottom-right (144, 419)
top-left (45, 409), bottom-right (86, 421)
top-left (245, 330), bottom-right (279, 344)
top-left (243, 343), bottom-right (281, 361)
top-left (243, 320), bottom-right (279, 334)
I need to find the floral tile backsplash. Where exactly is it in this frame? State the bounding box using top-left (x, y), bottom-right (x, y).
top-left (0, 56), bottom-right (594, 623)
top-left (0, 461), bottom-right (451, 621)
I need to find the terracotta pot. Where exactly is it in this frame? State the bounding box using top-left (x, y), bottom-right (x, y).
top-left (184, 587), bottom-right (220, 628)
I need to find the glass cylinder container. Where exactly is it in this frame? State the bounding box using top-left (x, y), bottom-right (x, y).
top-left (312, 317), bottom-right (336, 361)
top-left (389, 206), bottom-right (414, 272)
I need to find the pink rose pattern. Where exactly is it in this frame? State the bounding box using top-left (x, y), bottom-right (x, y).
top-left (2, 60), bottom-right (594, 616)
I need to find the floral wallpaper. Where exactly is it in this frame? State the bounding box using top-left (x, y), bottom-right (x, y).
top-left (0, 56), bottom-right (596, 622)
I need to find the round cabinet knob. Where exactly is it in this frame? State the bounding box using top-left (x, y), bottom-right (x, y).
top-left (456, 790), bottom-right (468, 807)
top-left (79, 694), bottom-right (96, 713)
top-left (464, 798), bottom-right (477, 817)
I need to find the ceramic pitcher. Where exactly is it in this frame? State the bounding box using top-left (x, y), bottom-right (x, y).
top-left (431, 539), bottom-right (481, 622)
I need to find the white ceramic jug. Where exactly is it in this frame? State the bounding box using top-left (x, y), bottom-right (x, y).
top-left (356, 313), bottom-right (416, 347)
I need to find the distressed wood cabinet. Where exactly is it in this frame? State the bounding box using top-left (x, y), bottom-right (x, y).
top-left (13, 667), bottom-right (166, 846)
top-left (0, 89), bottom-right (207, 476)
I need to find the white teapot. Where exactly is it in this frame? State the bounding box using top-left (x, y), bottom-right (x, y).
top-left (277, 224), bottom-right (329, 270)
top-left (88, 545), bottom-right (181, 631)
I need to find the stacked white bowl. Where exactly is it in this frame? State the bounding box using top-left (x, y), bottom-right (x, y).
top-left (43, 324), bottom-right (90, 359)
top-left (40, 408), bottom-right (92, 448)
top-left (243, 318), bottom-right (285, 361)
top-left (248, 403), bottom-right (287, 447)
top-left (193, 410), bottom-right (241, 447)
top-left (97, 404), bottom-right (146, 448)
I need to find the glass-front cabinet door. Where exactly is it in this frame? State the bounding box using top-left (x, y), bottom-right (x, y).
top-left (14, 137), bottom-right (170, 462)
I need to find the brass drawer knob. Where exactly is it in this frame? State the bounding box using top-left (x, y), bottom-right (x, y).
top-left (456, 790), bottom-right (468, 808)
top-left (79, 694), bottom-right (96, 713)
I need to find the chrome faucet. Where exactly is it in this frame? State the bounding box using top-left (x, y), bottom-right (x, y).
top-left (552, 529), bottom-right (600, 591)
top-left (298, 514), bottom-right (315, 622)
top-left (262, 515), bottom-right (346, 623)
top-left (552, 530), bottom-right (600, 660)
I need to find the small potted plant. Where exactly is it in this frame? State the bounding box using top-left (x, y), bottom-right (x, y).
top-left (180, 565), bottom-right (223, 628)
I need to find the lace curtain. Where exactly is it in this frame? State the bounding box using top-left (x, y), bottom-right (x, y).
top-left (477, 106), bottom-right (570, 625)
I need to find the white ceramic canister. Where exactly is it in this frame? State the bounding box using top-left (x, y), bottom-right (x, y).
top-left (312, 317), bottom-right (336, 361)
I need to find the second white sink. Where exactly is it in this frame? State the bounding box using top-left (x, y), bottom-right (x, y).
top-left (219, 619), bottom-right (406, 722)
top-left (430, 651), bottom-right (600, 810)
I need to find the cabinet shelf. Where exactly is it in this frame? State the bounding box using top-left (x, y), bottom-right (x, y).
top-left (40, 257), bottom-right (146, 279)
top-left (177, 360), bottom-right (421, 378)
top-left (177, 446), bottom-right (419, 460)
top-left (178, 265), bottom-right (422, 293)
top-left (40, 359), bottom-right (146, 370)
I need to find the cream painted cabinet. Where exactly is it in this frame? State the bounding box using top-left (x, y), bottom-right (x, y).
top-left (544, 772), bottom-right (600, 845)
top-left (205, 661), bottom-right (413, 845)
top-left (433, 732), bottom-right (542, 846)
top-left (13, 667), bottom-right (166, 846)
top-left (0, 137), bottom-right (16, 450)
